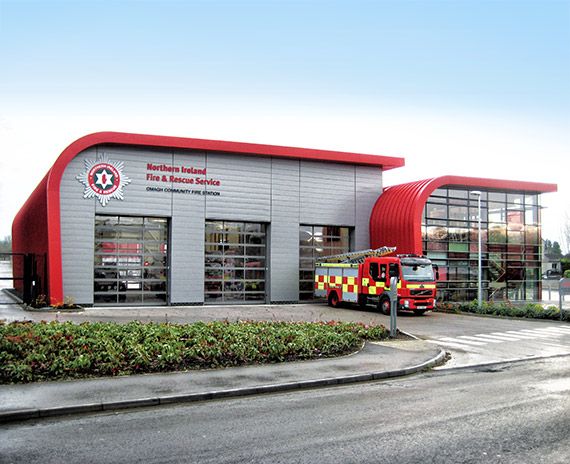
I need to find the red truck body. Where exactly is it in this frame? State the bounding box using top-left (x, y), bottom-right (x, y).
top-left (315, 250), bottom-right (437, 316)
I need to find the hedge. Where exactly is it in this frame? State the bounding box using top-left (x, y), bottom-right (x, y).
top-left (0, 320), bottom-right (389, 384)
top-left (437, 300), bottom-right (570, 321)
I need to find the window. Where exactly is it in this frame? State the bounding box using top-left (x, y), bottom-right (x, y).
top-left (370, 263), bottom-right (379, 281)
top-left (423, 187), bottom-right (543, 302)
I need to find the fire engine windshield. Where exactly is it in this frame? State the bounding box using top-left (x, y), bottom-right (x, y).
top-left (401, 261), bottom-right (435, 282)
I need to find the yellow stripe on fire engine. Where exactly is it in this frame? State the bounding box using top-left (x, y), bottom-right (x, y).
top-left (407, 284), bottom-right (436, 289)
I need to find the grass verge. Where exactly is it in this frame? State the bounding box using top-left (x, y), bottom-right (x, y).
top-left (0, 320), bottom-right (389, 384)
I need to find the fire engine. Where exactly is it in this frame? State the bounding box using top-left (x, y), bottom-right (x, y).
top-left (314, 247), bottom-right (439, 316)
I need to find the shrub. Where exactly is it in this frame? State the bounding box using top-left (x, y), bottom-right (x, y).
top-left (0, 320), bottom-right (389, 384)
top-left (435, 302), bottom-right (460, 313)
top-left (31, 294), bottom-right (47, 308)
top-left (437, 300), bottom-right (567, 321)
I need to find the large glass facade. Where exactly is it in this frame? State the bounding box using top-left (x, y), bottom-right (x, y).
top-left (204, 221), bottom-right (267, 303)
top-left (299, 225), bottom-right (351, 300)
top-left (94, 216), bottom-right (169, 305)
top-left (422, 188), bottom-right (541, 302)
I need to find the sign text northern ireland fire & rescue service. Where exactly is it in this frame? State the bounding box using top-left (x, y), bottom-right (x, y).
top-left (145, 162), bottom-right (221, 196)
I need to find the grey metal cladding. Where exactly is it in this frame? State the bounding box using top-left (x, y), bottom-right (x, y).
top-left (300, 161), bottom-right (356, 225)
top-left (60, 148), bottom-right (97, 304)
top-left (269, 158), bottom-right (300, 302)
top-left (58, 142), bottom-right (385, 305)
top-left (205, 153), bottom-right (271, 222)
top-left (355, 166), bottom-right (383, 250)
top-left (60, 146), bottom-right (174, 305)
top-left (170, 150), bottom-right (206, 304)
top-left (94, 146), bottom-right (174, 217)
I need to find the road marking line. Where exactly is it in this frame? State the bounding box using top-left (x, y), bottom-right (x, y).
top-left (534, 327), bottom-right (570, 335)
top-left (490, 332), bottom-right (523, 340)
top-left (458, 335), bottom-right (503, 344)
top-left (474, 334), bottom-right (517, 342)
top-left (518, 329), bottom-right (557, 338)
top-left (503, 331), bottom-right (541, 339)
top-left (438, 337), bottom-right (487, 346)
top-left (426, 340), bottom-right (480, 350)
top-left (529, 327), bottom-right (565, 332)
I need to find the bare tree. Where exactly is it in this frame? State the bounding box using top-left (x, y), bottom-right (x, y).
top-left (0, 235), bottom-right (11, 255)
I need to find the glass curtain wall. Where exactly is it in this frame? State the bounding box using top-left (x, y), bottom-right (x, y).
top-left (94, 216), bottom-right (169, 305)
top-left (422, 188), bottom-right (541, 302)
top-left (299, 225), bottom-right (351, 300)
top-left (204, 221), bottom-right (267, 303)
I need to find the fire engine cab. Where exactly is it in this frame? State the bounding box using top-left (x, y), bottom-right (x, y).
top-left (314, 247), bottom-right (438, 316)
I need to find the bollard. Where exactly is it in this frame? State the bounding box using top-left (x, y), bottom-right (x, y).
top-left (389, 276), bottom-right (398, 338)
top-left (560, 278), bottom-right (570, 321)
top-left (548, 284), bottom-right (551, 301)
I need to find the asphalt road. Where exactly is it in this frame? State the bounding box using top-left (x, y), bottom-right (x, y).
top-left (1, 356), bottom-right (569, 464)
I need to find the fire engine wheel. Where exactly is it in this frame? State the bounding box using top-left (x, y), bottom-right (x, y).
top-left (379, 296), bottom-right (391, 315)
top-left (328, 291), bottom-right (340, 308)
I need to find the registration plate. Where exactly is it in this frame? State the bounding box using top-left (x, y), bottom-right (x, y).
top-left (416, 306), bottom-right (426, 309)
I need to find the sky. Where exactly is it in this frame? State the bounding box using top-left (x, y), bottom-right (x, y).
top-left (1, 0), bottom-right (569, 249)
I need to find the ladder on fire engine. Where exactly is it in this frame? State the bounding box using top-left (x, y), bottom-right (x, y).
top-left (316, 246), bottom-right (397, 265)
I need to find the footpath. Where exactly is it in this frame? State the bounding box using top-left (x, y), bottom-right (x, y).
top-left (0, 296), bottom-right (445, 424)
top-left (0, 339), bottom-right (444, 424)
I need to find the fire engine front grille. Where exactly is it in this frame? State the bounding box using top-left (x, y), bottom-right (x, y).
top-left (410, 289), bottom-right (433, 296)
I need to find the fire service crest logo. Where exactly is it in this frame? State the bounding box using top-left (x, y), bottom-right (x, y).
top-left (77, 155), bottom-right (131, 207)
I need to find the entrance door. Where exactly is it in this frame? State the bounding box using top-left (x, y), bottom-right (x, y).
top-left (94, 216), bottom-right (169, 305)
top-left (204, 221), bottom-right (266, 303)
top-left (0, 253), bottom-right (46, 305)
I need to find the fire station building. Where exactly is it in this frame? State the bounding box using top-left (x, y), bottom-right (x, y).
top-left (12, 132), bottom-right (556, 306)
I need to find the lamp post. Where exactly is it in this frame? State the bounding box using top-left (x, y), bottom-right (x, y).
top-left (470, 191), bottom-right (482, 309)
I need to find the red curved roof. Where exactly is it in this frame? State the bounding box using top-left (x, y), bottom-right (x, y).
top-left (370, 176), bottom-right (557, 255)
top-left (14, 131), bottom-right (405, 303)
top-left (55, 132), bottom-right (405, 170)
